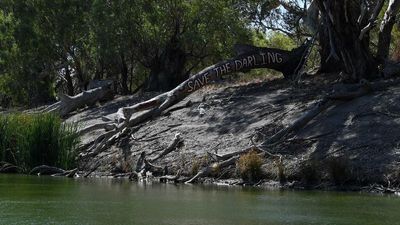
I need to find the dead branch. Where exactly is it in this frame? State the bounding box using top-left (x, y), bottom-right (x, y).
top-left (135, 152), bottom-right (166, 176)
top-left (185, 155), bottom-right (240, 184)
top-left (52, 168), bottom-right (78, 178)
top-left (160, 170), bottom-right (181, 183)
top-left (359, 0), bottom-right (385, 40)
top-left (150, 133), bottom-right (182, 163)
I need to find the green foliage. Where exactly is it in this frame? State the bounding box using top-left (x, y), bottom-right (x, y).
top-left (0, 113), bottom-right (79, 171)
top-left (0, 0), bottom-right (253, 103)
top-left (236, 30), bottom-right (298, 82)
top-left (237, 150), bottom-right (264, 182)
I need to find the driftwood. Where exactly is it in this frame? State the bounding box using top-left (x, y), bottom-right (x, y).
top-left (159, 170), bottom-right (181, 183)
top-left (29, 165), bottom-right (65, 176)
top-left (185, 155), bottom-right (240, 184)
top-left (149, 133), bottom-right (182, 163)
top-left (45, 86), bottom-right (114, 117)
top-left (112, 172), bottom-right (138, 179)
top-left (135, 152), bottom-right (166, 176)
top-left (132, 134), bottom-right (183, 180)
top-left (52, 168), bottom-right (78, 178)
top-left (0, 162), bottom-right (20, 173)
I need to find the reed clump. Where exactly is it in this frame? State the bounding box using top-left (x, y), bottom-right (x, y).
top-left (0, 113), bottom-right (79, 172)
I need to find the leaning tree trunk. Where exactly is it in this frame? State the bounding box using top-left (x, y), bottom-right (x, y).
top-left (317, 21), bottom-right (344, 73)
top-left (64, 65), bottom-right (74, 96)
top-left (116, 41), bottom-right (311, 122)
top-left (377, 0), bottom-right (400, 61)
top-left (83, 41), bottom-right (312, 156)
top-left (120, 53), bottom-right (130, 95)
top-left (315, 0), bottom-right (378, 80)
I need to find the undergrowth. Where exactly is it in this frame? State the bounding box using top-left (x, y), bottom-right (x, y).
top-left (0, 113), bottom-right (79, 172)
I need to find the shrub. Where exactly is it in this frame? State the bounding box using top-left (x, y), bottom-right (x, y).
top-left (237, 150), bottom-right (263, 183)
top-left (327, 157), bottom-right (351, 185)
top-left (0, 113), bottom-right (79, 172)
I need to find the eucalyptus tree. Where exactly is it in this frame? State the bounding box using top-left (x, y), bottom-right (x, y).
top-left (91, 0), bottom-right (251, 92)
top-left (314, 0), bottom-right (400, 79)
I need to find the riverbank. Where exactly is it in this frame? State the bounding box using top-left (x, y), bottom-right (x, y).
top-left (2, 74), bottom-right (400, 193)
top-left (66, 74), bottom-right (400, 193)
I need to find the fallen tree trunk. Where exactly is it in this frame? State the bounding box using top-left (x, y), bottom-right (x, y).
top-left (84, 42), bottom-right (312, 156)
top-left (46, 86), bottom-right (114, 117)
top-left (29, 165), bottom-right (65, 176)
top-left (116, 42), bottom-right (311, 123)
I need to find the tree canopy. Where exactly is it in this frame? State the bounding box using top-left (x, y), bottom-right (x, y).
top-left (1, 0), bottom-right (400, 106)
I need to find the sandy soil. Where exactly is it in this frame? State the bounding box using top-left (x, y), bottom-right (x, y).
top-left (66, 75), bottom-right (400, 188)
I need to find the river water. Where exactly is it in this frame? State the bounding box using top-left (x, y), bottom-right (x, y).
top-left (0, 174), bottom-right (399, 225)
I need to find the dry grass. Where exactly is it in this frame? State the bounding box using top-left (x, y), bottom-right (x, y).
top-left (190, 155), bottom-right (211, 176)
top-left (237, 150), bottom-right (264, 182)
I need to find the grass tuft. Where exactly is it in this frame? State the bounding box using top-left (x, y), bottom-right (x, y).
top-left (237, 150), bottom-right (263, 182)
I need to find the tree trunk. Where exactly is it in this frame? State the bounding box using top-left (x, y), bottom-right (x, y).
top-left (316, 0), bottom-right (378, 80)
top-left (377, 0), bottom-right (400, 61)
top-left (117, 42), bottom-right (312, 122)
top-left (317, 21), bottom-right (344, 73)
top-left (45, 86), bottom-right (114, 117)
top-left (86, 42), bottom-right (316, 156)
top-left (65, 65), bottom-right (74, 96)
top-left (120, 53), bottom-right (130, 95)
top-left (94, 59), bottom-right (104, 80)
top-left (145, 46), bottom-right (187, 92)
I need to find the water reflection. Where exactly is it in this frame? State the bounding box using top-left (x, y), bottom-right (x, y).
top-left (0, 174), bottom-right (399, 225)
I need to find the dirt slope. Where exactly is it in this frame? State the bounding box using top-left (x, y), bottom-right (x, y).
top-left (67, 75), bottom-right (400, 187)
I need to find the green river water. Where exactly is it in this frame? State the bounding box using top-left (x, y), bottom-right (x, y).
top-left (0, 174), bottom-right (399, 225)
